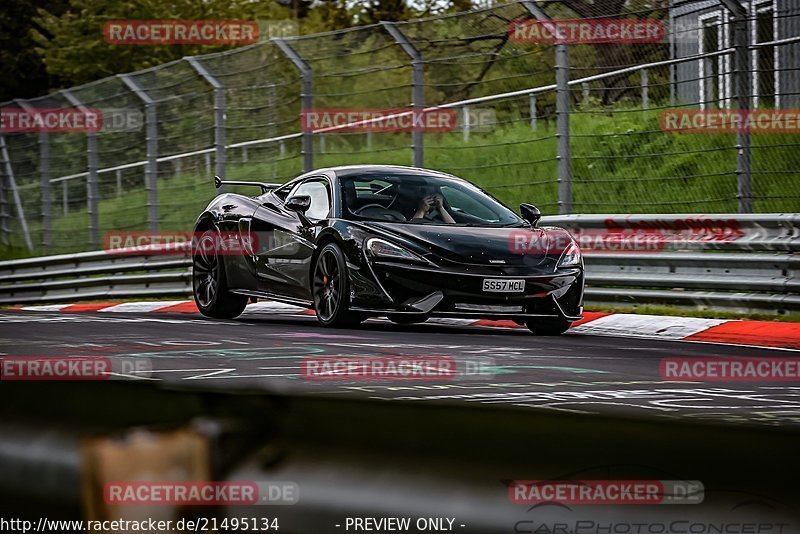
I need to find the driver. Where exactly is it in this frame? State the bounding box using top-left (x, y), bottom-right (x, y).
top-left (411, 186), bottom-right (456, 224)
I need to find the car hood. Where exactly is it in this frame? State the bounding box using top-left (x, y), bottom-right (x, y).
top-left (365, 222), bottom-right (574, 267)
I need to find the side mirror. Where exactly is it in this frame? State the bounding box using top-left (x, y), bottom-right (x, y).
top-left (520, 203), bottom-right (541, 227)
top-left (286, 195), bottom-right (311, 213)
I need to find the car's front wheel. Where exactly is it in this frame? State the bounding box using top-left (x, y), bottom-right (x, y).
top-left (193, 229), bottom-right (248, 319)
top-left (313, 243), bottom-right (362, 328)
top-left (525, 318), bottom-right (572, 336)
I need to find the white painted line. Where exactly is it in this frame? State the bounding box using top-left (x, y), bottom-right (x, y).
top-left (571, 313), bottom-right (727, 340)
top-left (101, 301), bottom-right (189, 313)
top-left (19, 304), bottom-right (71, 311)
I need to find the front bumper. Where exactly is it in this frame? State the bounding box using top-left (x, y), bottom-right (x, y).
top-left (351, 260), bottom-right (584, 321)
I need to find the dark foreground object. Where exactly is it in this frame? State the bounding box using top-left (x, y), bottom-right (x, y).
top-left (0, 380), bottom-right (798, 532)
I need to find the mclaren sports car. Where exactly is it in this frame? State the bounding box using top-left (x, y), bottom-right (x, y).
top-left (192, 165), bottom-right (584, 335)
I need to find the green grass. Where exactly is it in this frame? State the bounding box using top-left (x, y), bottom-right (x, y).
top-left (3, 108), bottom-right (799, 260)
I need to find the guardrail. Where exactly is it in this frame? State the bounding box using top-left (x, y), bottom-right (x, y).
top-left (0, 214), bottom-right (797, 312)
top-left (0, 246), bottom-right (191, 304)
top-left (547, 214), bottom-right (800, 313)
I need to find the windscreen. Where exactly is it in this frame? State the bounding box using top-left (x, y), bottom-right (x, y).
top-left (340, 172), bottom-right (523, 227)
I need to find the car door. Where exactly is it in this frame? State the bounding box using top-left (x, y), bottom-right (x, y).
top-left (251, 176), bottom-right (333, 301)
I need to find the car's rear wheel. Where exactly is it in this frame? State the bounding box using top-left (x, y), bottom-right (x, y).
top-left (387, 314), bottom-right (429, 325)
top-left (525, 318), bottom-right (572, 336)
top-left (313, 243), bottom-right (361, 328)
top-left (193, 229), bottom-right (248, 319)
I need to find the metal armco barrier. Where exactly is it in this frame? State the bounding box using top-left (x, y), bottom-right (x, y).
top-left (0, 214), bottom-right (797, 312)
top-left (0, 245), bottom-right (191, 304)
top-left (545, 214), bottom-right (800, 312)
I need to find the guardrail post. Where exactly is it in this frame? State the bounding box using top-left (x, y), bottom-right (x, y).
top-left (61, 90), bottom-right (99, 248)
top-left (720, 0), bottom-right (752, 213)
top-left (382, 22), bottom-right (424, 168)
top-left (275, 39), bottom-right (313, 172)
top-left (0, 135), bottom-right (34, 252)
top-left (119, 75), bottom-right (159, 232)
top-left (187, 58), bottom-right (226, 190)
top-left (522, 1), bottom-right (571, 213)
top-left (15, 99), bottom-right (50, 252)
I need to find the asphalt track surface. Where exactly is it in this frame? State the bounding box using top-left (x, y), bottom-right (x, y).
top-left (1, 308), bottom-right (798, 427)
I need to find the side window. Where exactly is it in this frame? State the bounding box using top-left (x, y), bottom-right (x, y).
top-left (272, 182), bottom-right (294, 201)
top-left (290, 179), bottom-right (331, 220)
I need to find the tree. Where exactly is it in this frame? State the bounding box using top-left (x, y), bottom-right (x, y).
top-left (31, 0), bottom-right (295, 90)
top-left (0, 0), bottom-right (67, 101)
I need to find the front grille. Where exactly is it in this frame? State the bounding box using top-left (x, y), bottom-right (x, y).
top-left (453, 303), bottom-right (524, 313)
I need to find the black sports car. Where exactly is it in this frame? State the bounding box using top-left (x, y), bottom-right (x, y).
top-left (192, 165), bottom-right (583, 335)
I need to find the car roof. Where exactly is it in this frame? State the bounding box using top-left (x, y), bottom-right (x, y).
top-left (308, 165), bottom-right (460, 180)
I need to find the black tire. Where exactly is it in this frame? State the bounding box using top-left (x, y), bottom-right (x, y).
top-left (387, 314), bottom-right (429, 325)
top-left (192, 229), bottom-right (248, 319)
top-left (525, 318), bottom-right (572, 336)
top-left (312, 243), bottom-right (362, 328)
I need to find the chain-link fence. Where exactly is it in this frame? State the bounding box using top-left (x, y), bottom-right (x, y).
top-left (1, 0), bottom-right (798, 258)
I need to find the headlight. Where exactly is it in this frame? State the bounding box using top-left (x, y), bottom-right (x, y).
top-left (558, 241), bottom-right (582, 268)
top-left (366, 237), bottom-right (426, 262)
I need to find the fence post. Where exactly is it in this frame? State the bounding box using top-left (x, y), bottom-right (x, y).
top-left (529, 93), bottom-right (537, 130)
top-left (0, 139), bottom-right (10, 245)
top-left (641, 69), bottom-right (649, 110)
top-left (15, 99), bottom-right (50, 252)
top-left (275, 39), bottom-right (313, 172)
top-left (522, 0), bottom-right (571, 213)
top-left (119, 75), bottom-right (159, 233)
top-left (187, 57), bottom-right (227, 192)
top-left (720, 0), bottom-right (752, 213)
top-left (0, 136), bottom-right (34, 252)
top-left (0, 165), bottom-right (7, 245)
top-left (462, 106), bottom-right (470, 142)
top-left (382, 22), bottom-right (424, 168)
top-left (61, 89), bottom-right (99, 248)
top-left (668, 7), bottom-right (676, 106)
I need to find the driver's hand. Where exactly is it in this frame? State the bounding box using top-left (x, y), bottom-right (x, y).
top-left (417, 196), bottom-right (435, 213)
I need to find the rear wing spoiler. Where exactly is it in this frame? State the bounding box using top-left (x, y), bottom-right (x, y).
top-left (214, 175), bottom-right (282, 194)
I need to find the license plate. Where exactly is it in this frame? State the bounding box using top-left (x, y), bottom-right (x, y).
top-left (482, 279), bottom-right (525, 293)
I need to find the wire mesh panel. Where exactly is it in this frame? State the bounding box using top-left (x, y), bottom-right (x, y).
top-left (399, 3), bottom-right (560, 211)
top-left (68, 76), bottom-right (148, 244)
top-left (751, 2), bottom-right (800, 212)
top-left (195, 41), bottom-right (302, 185)
top-left (121, 59), bottom-right (214, 234)
top-left (285, 25), bottom-right (416, 169)
top-left (0, 102), bottom-right (39, 254)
